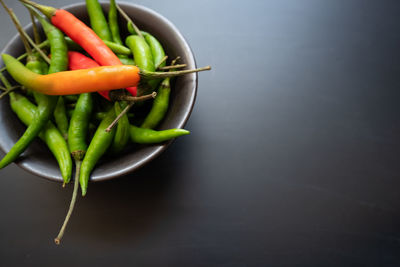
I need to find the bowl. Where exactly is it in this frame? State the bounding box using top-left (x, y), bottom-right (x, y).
top-left (0, 2), bottom-right (197, 182)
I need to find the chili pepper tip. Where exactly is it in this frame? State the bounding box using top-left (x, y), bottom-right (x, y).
top-left (19, 0), bottom-right (56, 19)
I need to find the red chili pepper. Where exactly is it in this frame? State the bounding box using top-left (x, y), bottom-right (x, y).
top-left (21, 0), bottom-right (137, 97)
top-left (68, 51), bottom-right (111, 99)
top-left (68, 51), bottom-right (99, 70)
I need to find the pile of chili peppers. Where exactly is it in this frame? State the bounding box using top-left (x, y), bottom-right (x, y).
top-left (0, 0), bottom-right (210, 245)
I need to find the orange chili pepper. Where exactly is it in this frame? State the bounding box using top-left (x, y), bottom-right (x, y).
top-left (2, 53), bottom-right (210, 95)
top-left (20, 0), bottom-right (136, 98)
top-left (3, 54), bottom-right (139, 95)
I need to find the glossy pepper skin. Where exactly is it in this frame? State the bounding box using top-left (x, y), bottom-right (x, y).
top-left (108, 0), bottom-right (123, 45)
top-left (126, 35), bottom-right (155, 72)
top-left (126, 26), bottom-right (165, 68)
top-left (51, 9), bottom-right (121, 66)
top-left (29, 5), bottom-right (70, 141)
top-left (141, 34), bottom-right (170, 129)
top-left (67, 51), bottom-right (99, 70)
top-left (2, 53), bottom-right (140, 95)
top-left (0, 59), bottom-right (57, 169)
top-left (0, 1), bottom-right (66, 176)
top-left (142, 31), bottom-right (166, 69)
top-left (54, 96), bottom-right (69, 140)
top-left (80, 108), bottom-right (116, 196)
top-left (126, 35), bottom-right (162, 95)
top-left (129, 126), bottom-right (190, 144)
top-left (118, 56), bottom-right (135, 65)
top-left (107, 0), bottom-right (131, 64)
top-left (3, 53), bottom-right (209, 95)
top-left (103, 40), bottom-right (131, 55)
top-left (19, 0), bottom-right (137, 97)
top-left (109, 101), bottom-right (130, 154)
top-left (30, 7), bottom-right (68, 74)
top-left (85, 0), bottom-right (113, 42)
top-left (21, 37), bottom-right (131, 56)
top-left (67, 51), bottom-right (95, 161)
top-left (9, 92), bottom-right (72, 182)
top-left (68, 93), bottom-right (93, 160)
top-left (141, 76), bottom-right (171, 129)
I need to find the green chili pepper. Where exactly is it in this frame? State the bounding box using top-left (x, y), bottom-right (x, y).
top-left (80, 108), bottom-right (116, 196)
top-left (0, 59), bottom-right (57, 169)
top-left (125, 35), bottom-right (155, 72)
top-left (54, 92), bottom-right (93, 244)
top-left (29, 6), bottom-right (70, 138)
top-left (24, 37), bottom-right (130, 55)
top-left (54, 96), bottom-right (69, 140)
top-left (126, 21), bottom-right (137, 35)
top-left (26, 57), bottom-right (43, 74)
top-left (64, 37), bottom-right (84, 52)
top-left (108, 0), bottom-right (122, 45)
top-left (28, 5), bottom-right (71, 184)
top-left (108, 0), bottom-right (133, 64)
top-left (38, 54), bottom-right (49, 74)
top-left (0, 2), bottom-right (59, 169)
top-left (117, 56), bottom-right (135, 65)
top-left (140, 34), bottom-right (170, 129)
top-left (8, 92), bottom-right (72, 182)
top-left (86, 0), bottom-right (113, 42)
top-left (129, 125), bottom-right (190, 144)
top-left (126, 35), bottom-right (157, 94)
top-left (110, 101), bottom-right (130, 154)
top-left (142, 31), bottom-right (166, 68)
top-left (93, 110), bottom-right (134, 121)
top-left (29, 7), bottom-right (68, 74)
top-left (126, 25), bottom-right (165, 68)
top-left (103, 40), bottom-right (131, 55)
top-left (140, 76), bottom-right (171, 129)
top-left (68, 93), bottom-right (93, 161)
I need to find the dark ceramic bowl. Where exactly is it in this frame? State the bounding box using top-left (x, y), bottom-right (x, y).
top-left (0, 2), bottom-right (197, 182)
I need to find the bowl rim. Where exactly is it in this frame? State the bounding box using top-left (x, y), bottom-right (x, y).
top-left (0, 1), bottom-right (197, 182)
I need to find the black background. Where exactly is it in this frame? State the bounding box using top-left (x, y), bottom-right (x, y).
top-left (1, 0), bottom-right (400, 266)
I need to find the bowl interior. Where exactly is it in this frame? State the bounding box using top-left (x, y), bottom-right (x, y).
top-left (0, 2), bottom-right (197, 182)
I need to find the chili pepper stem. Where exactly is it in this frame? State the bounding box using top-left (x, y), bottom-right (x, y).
top-left (54, 160), bottom-right (81, 245)
top-left (158, 64), bottom-right (187, 71)
top-left (155, 56), bottom-right (168, 70)
top-left (105, 92), bottom-right (157, 132)
top-left (109, 91), bottom-right (157, 102)
top-left (0, 72), bottom-right (12, 89)
top-left (171, 56), bottom-right (181, 66)
top-left (0, 70), bottom-right (19, 97)
top-left (19, 0), bottom-right (56, 19)
top-left (105, 102), bottom-right (134, 133)
top-left (140, 66), bottom-right (211, 80)
top-left (115, 4), bottom-right (144, 39)
top-left (0, 86), bottom-right (20, 99)
top-left (5, 4), bottom-right (49, 64)
top-left (29, 9), bottom-right (41, 44)
top-left (0, 0), bottom-right (32, 55)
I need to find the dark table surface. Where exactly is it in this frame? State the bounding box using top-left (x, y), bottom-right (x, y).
top-left (1, 0), bottom-right (400, 266)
